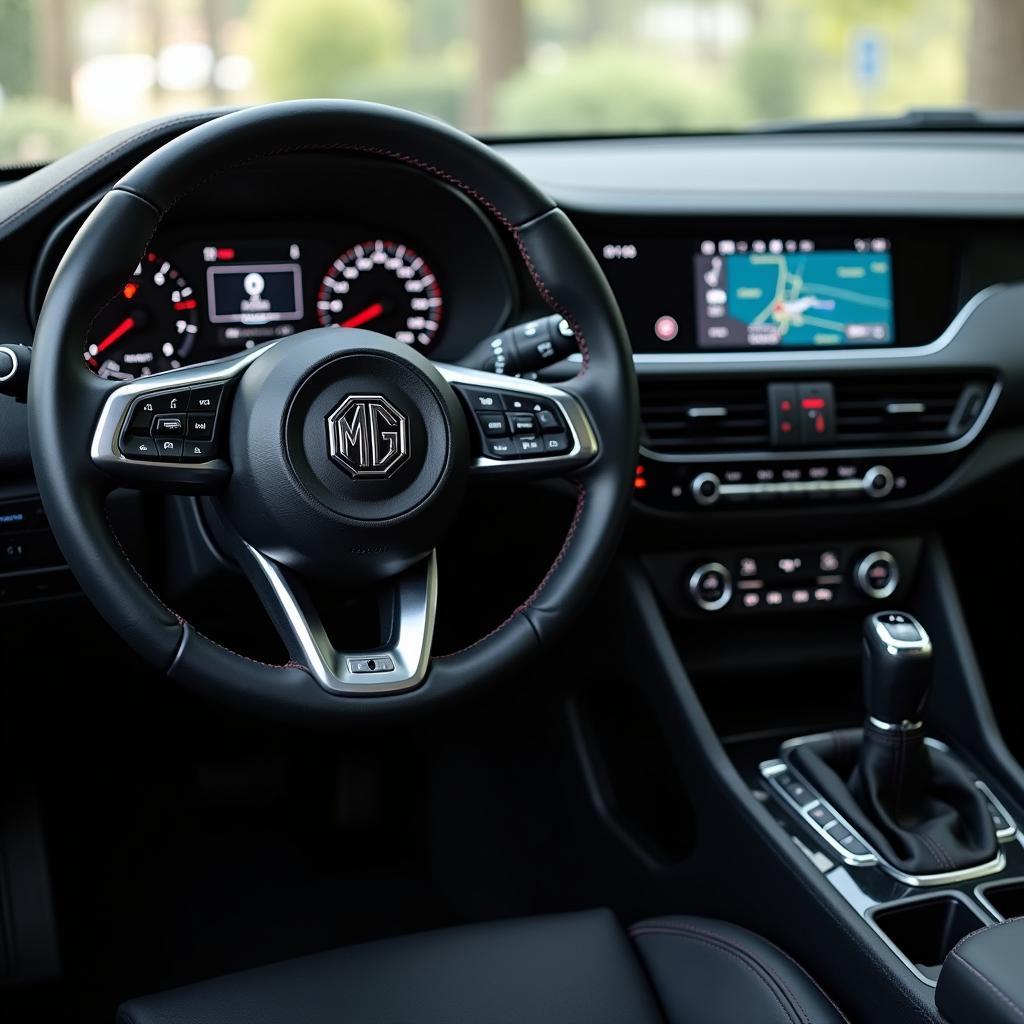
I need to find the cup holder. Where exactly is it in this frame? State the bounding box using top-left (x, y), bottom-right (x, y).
top-left (867, 891), bottom-right (990, 985)
top-left (976, 878), bottom-right (1024, 921)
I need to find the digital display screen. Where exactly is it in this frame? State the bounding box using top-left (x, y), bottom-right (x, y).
top-left (206, 261), bottom-right (304, 325)
top-left (693, 238), bottom-right (894, 350)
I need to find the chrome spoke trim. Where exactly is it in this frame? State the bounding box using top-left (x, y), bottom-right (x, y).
top-left (244, 546), bottom-right (437, 696)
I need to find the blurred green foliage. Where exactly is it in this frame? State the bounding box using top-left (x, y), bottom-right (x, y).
top-left (0, 0), bottom-right (35, 96)
top-left (249, 0), bottom-right (407, 100)
top-left (0, 97), bottom-right (89, 163)
top-left (493, 46), bottom-right (748, 133)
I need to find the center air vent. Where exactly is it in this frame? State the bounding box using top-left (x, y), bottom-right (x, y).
top-left (833, 376), bottom-right (992, 445)
top-left (639, 374), bottom-right (993, 455)
top-left (640, 380), bottom-right (769, 453)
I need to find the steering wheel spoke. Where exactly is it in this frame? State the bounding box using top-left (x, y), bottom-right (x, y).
top-left (90, 346), bottom-right (269, 493)
top-left (437, 364), bottom-right (598, 481)
top-left (232, 537), bottom-right (438, 696)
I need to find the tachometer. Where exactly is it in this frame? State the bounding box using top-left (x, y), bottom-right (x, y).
top-left (84, 253), bottom-right (199, 379)
top-left (316, 239), bottom-right (443, 350)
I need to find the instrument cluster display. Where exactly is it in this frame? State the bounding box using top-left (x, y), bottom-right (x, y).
top-left (84, 235), bottom-right (445, 380)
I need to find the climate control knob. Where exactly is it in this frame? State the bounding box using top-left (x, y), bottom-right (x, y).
top-left (688, 562), bottom-right (733, 611)
top-left (690, 472), bottom-right (721, 507)
top-left (862, 465), bottom-right (895, 499)
top-left (856, 550), bottom-right (900, 600)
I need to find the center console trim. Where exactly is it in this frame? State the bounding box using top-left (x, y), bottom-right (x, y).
top-left (762, 732), bottom-right (1017, 887)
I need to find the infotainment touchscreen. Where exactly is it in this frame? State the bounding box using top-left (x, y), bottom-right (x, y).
top-left (693, 238), bottom-right (894, 351)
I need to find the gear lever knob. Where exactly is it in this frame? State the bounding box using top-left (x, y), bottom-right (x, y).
top-left (862, 611), bottom-right (933, 728)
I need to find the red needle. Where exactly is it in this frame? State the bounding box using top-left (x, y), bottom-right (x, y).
top-left (339, 302), bottom-right (385, 329)
top-left (94, 316), bottom-right (135, 354)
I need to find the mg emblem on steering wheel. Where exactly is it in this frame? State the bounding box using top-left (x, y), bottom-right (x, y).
top-left (327, 395), bottom-right (410, 479)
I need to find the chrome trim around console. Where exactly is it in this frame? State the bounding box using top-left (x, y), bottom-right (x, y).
top-left (766, 732), bottom-right (1015, 887)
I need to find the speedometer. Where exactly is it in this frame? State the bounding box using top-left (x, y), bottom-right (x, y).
top-left (316, 239), bottom-right (443, 350)
top-left (84, 252), bottom-right (199, 379)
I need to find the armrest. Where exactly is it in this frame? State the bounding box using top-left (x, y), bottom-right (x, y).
top-left (937, 918), bottom-right (1024, 1024)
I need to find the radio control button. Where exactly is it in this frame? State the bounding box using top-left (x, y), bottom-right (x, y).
top-left (856, 550), bottom-right (899, 599)
top-left (690, 472), bottom-right (720, 506)
top-left (862, 465), bottom-right (895, 498)
top-left (688, 562), bottom-right (732, 611)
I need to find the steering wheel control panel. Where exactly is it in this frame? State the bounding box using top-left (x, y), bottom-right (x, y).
top-left (456, 384), bottom-right (574, 460)
top-left (118, 383), bottom-right (225, 462)
top-left (643, 539), bottom-right (922, 618)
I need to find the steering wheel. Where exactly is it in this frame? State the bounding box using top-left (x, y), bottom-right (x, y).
top-left (28, 101), bottom-right (637, 720)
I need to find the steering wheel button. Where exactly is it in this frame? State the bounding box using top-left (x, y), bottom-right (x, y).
top-left (183, 440), bottom-right (216, 461)
top-left (155, 438), bottom-right (183, 459)
top-left (152, 415), bottom-right (184, 437)
top-left (508, 412), bottom-right (537, 434)
top-left (121, 436), bottom-right (159, 459)
top-left (514, 436), bottom-right (543, 456)
top-left (459, 386), bottom-right (504, 411)
top-left (476, 412), bottom-right (508, 437)
top-left (541, 432), bottom-right (571, 454)
top-left (535, 409), bottom-right (560, 432)
top-left (188, 385), bottom-right (223, 412)
top-left (485, 438), bottom-right (514, 458)
top-left (187, 414), bottom-right (215, 440)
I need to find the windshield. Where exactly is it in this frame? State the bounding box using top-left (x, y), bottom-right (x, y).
top-left (1, 0), bottom-right (1020, 165)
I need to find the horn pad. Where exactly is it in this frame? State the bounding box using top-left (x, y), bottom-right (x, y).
top-left (223, 327), bottom-right (470, 584)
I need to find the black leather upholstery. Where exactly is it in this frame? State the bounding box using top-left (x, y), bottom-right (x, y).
top-left (117, 910), bottom-right (847, 1024)
top-left (936, 917), bottom-right (1024, 1024)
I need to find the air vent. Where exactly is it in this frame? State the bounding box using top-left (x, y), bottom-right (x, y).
top-left (640, 379), bottom-right (769, 453)
top-left (833, 376), bottom-right (992, 445)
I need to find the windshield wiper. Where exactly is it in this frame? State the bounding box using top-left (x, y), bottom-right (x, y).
top-left (752, 107), bottom-right (1024, 134)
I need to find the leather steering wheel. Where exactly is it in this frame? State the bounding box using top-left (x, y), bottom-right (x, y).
top-left (28, 101), bottom-right (637, 720)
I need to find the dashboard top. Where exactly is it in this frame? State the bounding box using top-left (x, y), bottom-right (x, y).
top-left (495, 132), bottom-right (1024, 216)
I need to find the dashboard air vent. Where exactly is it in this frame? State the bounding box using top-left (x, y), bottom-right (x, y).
top-left (639, 379), bottom-right (770, 453)
top-left (833, 376), bottom-right (992, 446)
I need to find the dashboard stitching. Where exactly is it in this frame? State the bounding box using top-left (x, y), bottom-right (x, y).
top-left (0, 112), bottom-right (214, 239)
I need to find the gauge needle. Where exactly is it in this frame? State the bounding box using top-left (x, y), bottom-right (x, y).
top-left (94, 316), bottom-right (136, 354)
top-left (339, 302), bottom-right (385, 329)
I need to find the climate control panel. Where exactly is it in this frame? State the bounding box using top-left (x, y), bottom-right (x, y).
top-left (644, 539), bottom-right (922, 618)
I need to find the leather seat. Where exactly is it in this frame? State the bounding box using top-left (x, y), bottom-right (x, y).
top-left (116, 909), bottom-right (848, 1024)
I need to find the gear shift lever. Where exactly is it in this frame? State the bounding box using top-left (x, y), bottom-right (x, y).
top-left (787, 610), bottom-right (998, 876)
top-left (862, 611), bottom-right (932, 730)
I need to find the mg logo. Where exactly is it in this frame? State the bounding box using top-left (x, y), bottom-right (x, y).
top-left (327, 395), bottom-right (409, 479)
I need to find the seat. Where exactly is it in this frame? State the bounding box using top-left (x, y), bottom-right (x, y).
top-left (116, 909), bottom-right (848, 1024)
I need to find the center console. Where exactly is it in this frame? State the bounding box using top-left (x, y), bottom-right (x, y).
top-left (747, 608), bottom-right (1024, 989)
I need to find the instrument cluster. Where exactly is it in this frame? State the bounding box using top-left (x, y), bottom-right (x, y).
top-left (85, 235), bottom-right (447, 380)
